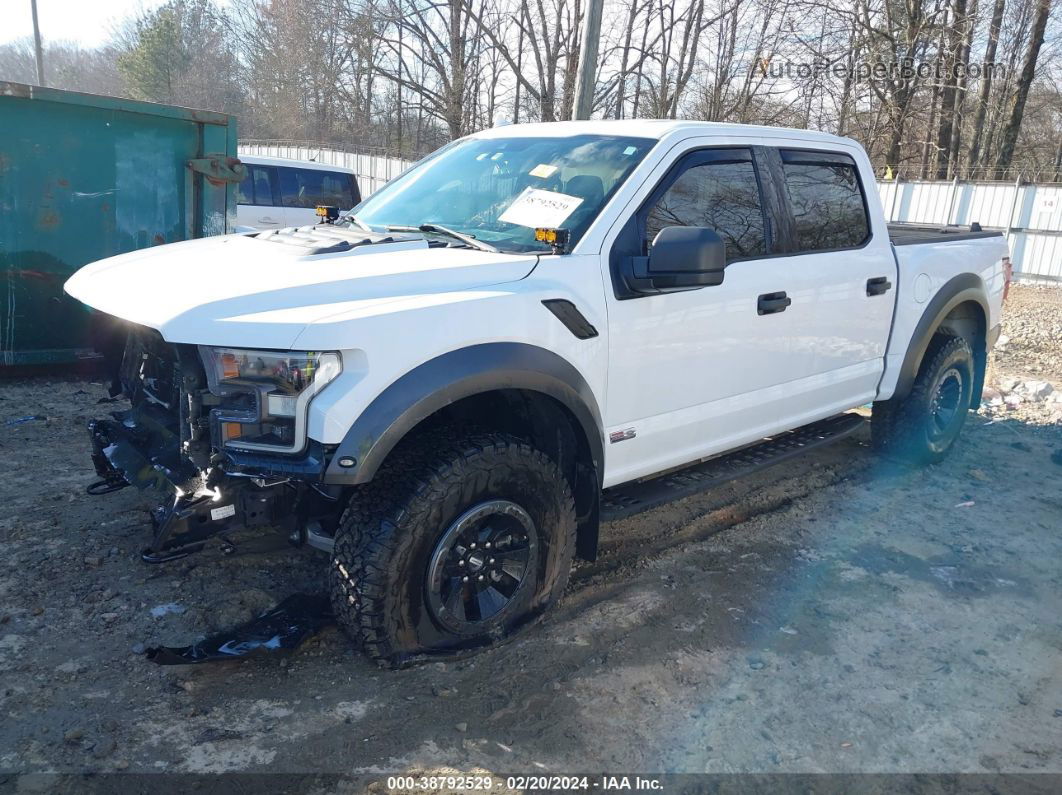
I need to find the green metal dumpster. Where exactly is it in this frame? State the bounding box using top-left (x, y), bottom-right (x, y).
top-left (0, 82), bottom-right (241, 366)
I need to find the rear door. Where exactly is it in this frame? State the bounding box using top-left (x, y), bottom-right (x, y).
top-left (765, 148), bottom-right (896, 427)
top-left (235, 164), bottom-right (283, 229)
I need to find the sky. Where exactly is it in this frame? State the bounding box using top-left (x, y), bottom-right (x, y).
top-left (2, 0), bottom-right (167, 48)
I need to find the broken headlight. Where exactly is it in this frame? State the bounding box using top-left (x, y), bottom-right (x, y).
top-left (200, 348), bottom-right (341, 452)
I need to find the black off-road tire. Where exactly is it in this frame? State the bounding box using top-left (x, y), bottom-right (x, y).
top-left (329, 430), bottom-right (576, 668)
top-left (872, 333), bottom-right (975, 465)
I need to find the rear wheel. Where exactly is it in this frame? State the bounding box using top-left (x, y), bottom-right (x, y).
top-left (872, 333), bottom-right (975, 464)
top-left (329, 430), bottom-right (576, 667)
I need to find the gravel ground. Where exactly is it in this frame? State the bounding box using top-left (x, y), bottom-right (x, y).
top-left (1, 285), bottom-right (1060, 783)
top-left (985, 285), bottom-right (1062, 426)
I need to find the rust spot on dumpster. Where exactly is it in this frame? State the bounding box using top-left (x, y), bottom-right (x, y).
top-left (186, 155), bottom-right (246, 187)
top-left (10, 269), bottom-right (60, 284)
top-left (39, 211), bottom-right (60, 229)
top-left (57, 178), bottom-right (70, 188)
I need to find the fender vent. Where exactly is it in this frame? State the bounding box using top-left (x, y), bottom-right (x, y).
top-left (542, 299), bottom-right (599, 339)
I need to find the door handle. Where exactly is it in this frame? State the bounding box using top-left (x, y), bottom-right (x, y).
top-left (258, 216), bottom-right (279, 224)
top-left (867, 276), bottom-right (893, 296)
top-left (757, 291), bottom-right (791, 315)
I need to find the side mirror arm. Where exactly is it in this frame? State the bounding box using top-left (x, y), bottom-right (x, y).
top-left (621, 254), bottom-right (721, 295)
top-left (621, 255), bottom-right (688, 295)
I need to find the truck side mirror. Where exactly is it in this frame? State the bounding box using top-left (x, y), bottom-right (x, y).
top-left (623, 226), bottom-right (728, 294)
top-left (649, 226), bottom-right (727, 287)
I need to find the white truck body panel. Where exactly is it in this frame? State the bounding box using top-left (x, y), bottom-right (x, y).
top-left (65, 120), bottom-right (1008, 490)
top-left (64, 233), bottom-right (537, 350)
top-left (596, 134), bottom-right (899, 485)
top-left (876, 237), bottom-right (1008, 401)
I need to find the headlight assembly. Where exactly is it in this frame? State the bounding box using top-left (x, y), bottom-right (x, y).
top-left (200, 347), bottom-right (341, 452)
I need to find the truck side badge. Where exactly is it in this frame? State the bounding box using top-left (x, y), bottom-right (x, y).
top-left (610, 428), bottom-right (637, 444)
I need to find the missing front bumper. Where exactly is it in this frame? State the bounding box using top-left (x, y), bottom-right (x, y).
top-left (88, 414), bottom-right (286, 562)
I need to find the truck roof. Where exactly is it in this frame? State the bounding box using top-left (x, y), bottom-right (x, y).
top-left (472, 119), bottom-right (857, 147)
top-left (239, 153), bottom-right (356, 174)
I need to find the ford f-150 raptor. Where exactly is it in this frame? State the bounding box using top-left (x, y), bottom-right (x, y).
top-left (65, 120), bottom-right (1008, 667)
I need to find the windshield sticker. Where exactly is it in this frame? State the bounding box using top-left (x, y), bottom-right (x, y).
top-left (499, 187), bottom-right (584, 229)
top-left (529, 163), bottom-right (559, 179)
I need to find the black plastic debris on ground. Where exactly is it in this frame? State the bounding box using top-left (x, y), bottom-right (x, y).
top-left (145, 593), bottom-right (334, 665)
top-left (4, 414), bottom-right (47, 426)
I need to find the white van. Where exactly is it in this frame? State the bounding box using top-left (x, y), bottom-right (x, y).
top-left (235, 155), bottom-right (361, 230)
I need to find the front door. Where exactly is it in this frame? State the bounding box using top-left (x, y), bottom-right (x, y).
top-left (603, 146), bottom-right (817, 487)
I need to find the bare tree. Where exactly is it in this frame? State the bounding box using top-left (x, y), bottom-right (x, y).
top-left (995, 0), bottom-right (1051, 171)
top-left (966, 0), bottom-right (1005, 168)
top-left (933, 0), bottom-right (967, 178)
top-left (2, 0), bottom-right (1057, 176)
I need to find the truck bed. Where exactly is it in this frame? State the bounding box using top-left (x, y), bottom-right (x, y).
top-left (888, 223), bottom-right (1004, 246)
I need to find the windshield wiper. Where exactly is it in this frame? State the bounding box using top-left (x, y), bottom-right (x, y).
top-left (342, 213), bottom-right (373, 233)
top-left (385, 224), bottom-right (499, 254)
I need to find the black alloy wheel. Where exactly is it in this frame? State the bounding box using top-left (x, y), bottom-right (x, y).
top-left (928, 366), bottom-right (965, 443)
top-left (425, 500), bottom-right (538, 634)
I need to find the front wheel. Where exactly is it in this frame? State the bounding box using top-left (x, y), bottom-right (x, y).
top-left (329, 431), bottom-right (576, 667)
top-left (872, 333), bottom-right (975, 465)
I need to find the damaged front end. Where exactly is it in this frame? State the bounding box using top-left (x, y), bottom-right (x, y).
top-left (88, 323), bottom-right (342, 563)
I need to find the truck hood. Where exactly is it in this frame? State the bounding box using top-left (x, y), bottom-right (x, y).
top-left (65, 230), bottom-right (539, 349)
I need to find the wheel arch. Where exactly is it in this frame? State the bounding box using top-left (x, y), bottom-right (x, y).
top-left (322, 343), bottom-right (605, 560)
top-left (893, 273), bottom-right (989, 404)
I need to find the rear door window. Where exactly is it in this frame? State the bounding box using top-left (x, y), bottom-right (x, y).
top-left (278, 167), bottom-right (357, 208)
top-left (236, 165), bottom-right (278, 206)
top-left (780, 151), bottom-right (870, 251)
top-left (236, 171), bottom-right (253, 205)
top-left (645, 153), bottom-right (767, 262)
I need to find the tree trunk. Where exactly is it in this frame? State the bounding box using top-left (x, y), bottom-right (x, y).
top-left (447, 0), bottom-right (466, 139)
top-left (966, 0), bottom-right (1004, 170)
top-left (948, 0), bottom-right (977, 176)
top-left (920, 85), bottom-right (939, 179)
top-left (995, 0), bottom-right (1049, 172)
top-left (836, 25), bottom-right (859, 137)
top-left (613, 0), bottom-right (641, 119)
top-left (934, 0), bottom-right (966, 180)
top-left (514, 22), bottom-right (524, 123)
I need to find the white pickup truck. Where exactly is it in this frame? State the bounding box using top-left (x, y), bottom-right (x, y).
top-left (65, 120), bottom-right (1008, 667)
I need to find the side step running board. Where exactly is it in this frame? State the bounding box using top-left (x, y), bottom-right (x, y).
top-left (601, 413), bottom-right (866, 522)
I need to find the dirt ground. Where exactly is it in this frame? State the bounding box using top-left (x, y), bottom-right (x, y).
top-left (1, 285), bottom-right (1061, 784)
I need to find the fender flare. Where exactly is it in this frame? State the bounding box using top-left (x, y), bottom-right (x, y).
top-left (322, 343), bottom-right (604, 486)
top-left (892, 273), bottom-right (990, 401)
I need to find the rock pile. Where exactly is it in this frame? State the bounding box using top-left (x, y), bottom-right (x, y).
top-left (982, 284), bottom-right (1062, 427)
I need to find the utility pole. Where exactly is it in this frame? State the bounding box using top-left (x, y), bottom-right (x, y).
top-left (572, 0), bottom-right (603, 120)
top-left (30, 0), bottom-right (46, 86)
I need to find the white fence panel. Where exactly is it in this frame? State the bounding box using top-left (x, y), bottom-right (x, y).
top-left (877, 179), bottom-right (1061, 281)
top-left (237, 142), bottom-right (413, 197)
top-left (1019, 184), bottom-right (1062, 231)
top-left (959, 182), bottom-right (1016, 228)
top-left (1011, 232), bottom-right (1062, 282)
